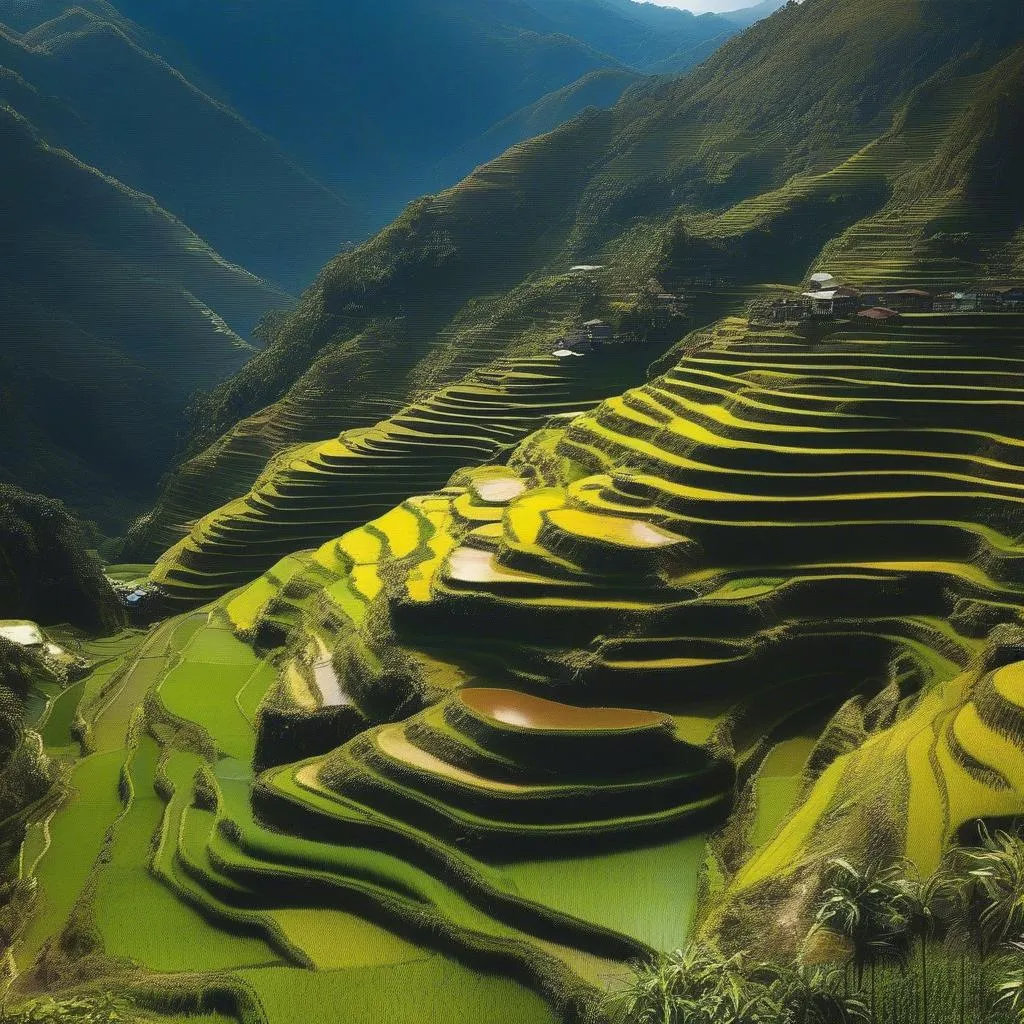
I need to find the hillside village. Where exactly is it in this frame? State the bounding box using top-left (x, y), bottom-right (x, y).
top-left (767, 272), bottom-right (1024, 323)
top-left (553, 269), bottom-right (1024, 358)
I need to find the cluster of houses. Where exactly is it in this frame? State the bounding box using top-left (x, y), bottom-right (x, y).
top-left (553, 277), bottom-right (684, 356)
top-left (767, 272), bottom-right (1024, 324)
top-left (108, 578), bottom-right (161, 622)
top-left (553, 319), bottom-right (615, 356)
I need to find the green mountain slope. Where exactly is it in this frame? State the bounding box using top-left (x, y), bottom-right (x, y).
top-left (517, 0), bottom-right (738, 73)
top-left (721, 0), bottom-right (789, 30)
top-left (29, 308), bottom-right (1024, 1024)
top-left (429, 67), bottom-right (643, 192)
top-left (0, 5), bottom-right (357, 290)
top-left (109, 0), bottom-right (744, 219)
top-left (134, 0), bottom-right (1024, 566)
top-left (0, 106), bottom-right (286, 531)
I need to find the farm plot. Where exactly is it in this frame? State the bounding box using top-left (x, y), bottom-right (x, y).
top-left (16, 749), bottom-right (126, 969)
top-left (501, 836), bottom-right (706, 951)
top-left (235, 961), bottom-right (559, 1024)
top-left (149, 352), bottom-right (635, 609)
top-left (91, 738), bottom-right (275, 972)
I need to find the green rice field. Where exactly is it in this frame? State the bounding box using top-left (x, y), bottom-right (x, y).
top-left (15, 310), bottom-right (1024, 1023)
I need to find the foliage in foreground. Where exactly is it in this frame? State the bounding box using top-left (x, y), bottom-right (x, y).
top-left (0, 993), bottom-right (139, 1024)
top-left (608, 947), bottom-right (868, 1024)
top-left (615, 825), bottom-right (1024, 1024)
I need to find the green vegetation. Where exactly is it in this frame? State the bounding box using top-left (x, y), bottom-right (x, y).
top-left (108, 0), bottom-right (745, 222)
top-left (0, 109), bottom-right (282, 534)
top-left (31, 307), bottom-right (1024, 1020)
top-left (0, 2), bottom-right (355, 291)
top-left (146, 349), bottom-right (673, 605)
top-left (609, 948), bottom-right (869, 1024)
top-left (134, 0), bottom-right (1024, 568)
top-left (6, 2), bottom-right (1024, 1023)
top-left (0, 486), bottom-right (123, 633)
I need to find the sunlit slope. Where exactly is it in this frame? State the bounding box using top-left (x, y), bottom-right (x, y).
top-left (225, 311), bottom-right (1024, 951)
top-left (22, 312), bottom-right (1024, 1022)
top-left (814, 44), bottom-right (1024, 288)
top-left (146, 351), bottom-right (646, 606)
top-left (144, 2), bottom-right (1024, 553)
top-left (713, 652), bottom-right (1024, 955)
top-left (210, 312), bottom-right (1024, 986)
top-left (14, 613), bottom-right (571, 1024)
top-left (223, 314), bottom-right (1024, 751)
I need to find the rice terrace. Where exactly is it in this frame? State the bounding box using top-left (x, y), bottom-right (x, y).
top-left (2, 0), bottom-right (1024, 1023)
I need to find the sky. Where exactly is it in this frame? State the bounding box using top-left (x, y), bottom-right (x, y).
top-left (645, 0), bottom-right (755, 11)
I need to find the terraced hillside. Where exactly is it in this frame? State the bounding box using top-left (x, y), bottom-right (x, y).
top-left (146, 348), bottom-right (672, 606)
top-left (230, 312), bottom-right (1024, 738)
top-left (715, 653), bottom-right (1024, 955)
top-left (138, 2), bottom-right (1024, 559)
top-left (19, 311), bottom-right (1024, 1023)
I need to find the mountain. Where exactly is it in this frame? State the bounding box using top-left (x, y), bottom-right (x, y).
top-left (428, 67), bottom-right (643, 195)
top-left (0, 105), bottom-right (287, 532)
top-left (0, 0), bottom-right (757, 538)
top-left (720, 0), bottom-right (790, 29)
top-left (512, 0), bottom-right (739, 73)
top-left (0, 3), bottom-right (358, 290)
top-left (131, 0), bottom-right (1024, 565)
top-left (109, 0), bottom-right (744, 220)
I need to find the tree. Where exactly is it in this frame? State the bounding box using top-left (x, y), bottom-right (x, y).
top-left (768, 963), bottom-right (871, 1024)
top-left (967, 827), bottom-right (1024, 951)
top-left (935, 827), bottom-right (1024, 1021)
top-left (609, 946), bottom-right (716, 1024)
top-left (608, 947), bottom-right (867, 1024)
top-left (895, 866), bottom-right (951, 1024)
top-left (607, 946), bottom-right (774, 1024)
top-left (812, 857), bottom-right (914, 1016)
top-left (994, 939), bottom-right (1024, 1023)
top-left (924, 830), bottom-right (1024, 1024)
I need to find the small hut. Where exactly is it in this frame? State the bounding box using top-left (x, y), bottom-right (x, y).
top-left (582, 319), bottom-right (614, 344)
top-left (880, 288), bottom-right (933, 313)
top-left (802, 286), bottom-right (860, 317)
top-left (808, 271), bottom-right (838, 292)
top-left (856, 307), bottom-right (901, 321)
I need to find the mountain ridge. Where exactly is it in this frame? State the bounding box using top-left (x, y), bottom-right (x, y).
top-left (108, 0), bottom-right (748, 219)
top-left (0, 5), bottom-right (359, 289)
top-left (0, 103), bottom-right (288, 530)
top-left (130, 0), bottom-right (1024, 560)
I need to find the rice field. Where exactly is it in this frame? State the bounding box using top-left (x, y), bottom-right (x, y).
top-left (149, 350), bottom-right (646, 609)
top-left (16, 749), bottom-right (126, 969)
top-left (502, 836), bottom-right (706, 950)
top-left (234, 961), bottom-right (560, 1024)
top-left (92, 738), bottom-right (276, 972)
top-left (18, 312), bottom-right (1024, 1022)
